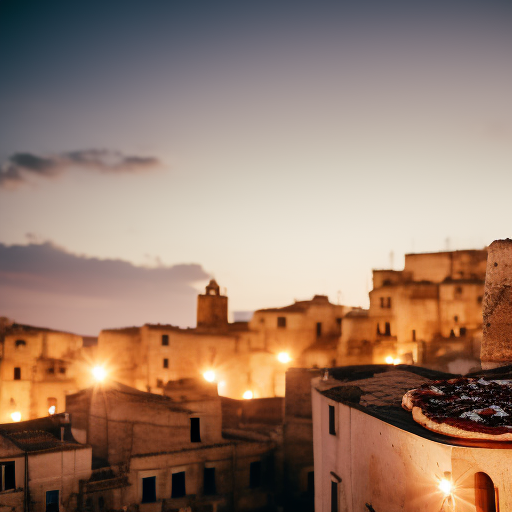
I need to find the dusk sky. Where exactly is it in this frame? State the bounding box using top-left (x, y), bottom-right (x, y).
top-left (1, 0), bottom-right (511, 335)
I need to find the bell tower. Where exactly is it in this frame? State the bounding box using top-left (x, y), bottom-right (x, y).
top-left (197, 279), bottom-right (228, 328)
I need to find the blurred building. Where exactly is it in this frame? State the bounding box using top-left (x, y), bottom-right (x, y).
top-left (340, 249), bottom-right (487, 371)
top-left (97, 281), bottom-right (350, 399)
top-left (0, 319), bottom-right (94, 423)
top-left (66, 378), bottom-right (277, 512)
top-left (0, 413), bottom-right (92, 512)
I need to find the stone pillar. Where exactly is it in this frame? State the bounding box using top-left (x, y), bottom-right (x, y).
top-left (481, 239), bottom-right (512, 368)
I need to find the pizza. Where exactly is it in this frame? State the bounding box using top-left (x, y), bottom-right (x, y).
top-left (402, 377), bottom-right (512, 441)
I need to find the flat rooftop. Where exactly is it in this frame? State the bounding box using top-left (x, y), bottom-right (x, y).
top-left (316, 364), bottom-right (512, 449)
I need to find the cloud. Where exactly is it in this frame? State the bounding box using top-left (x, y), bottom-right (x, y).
top-left (0, 149), bottom-right (161, 189)
top-left (0, 241), bottom-right (210, 334)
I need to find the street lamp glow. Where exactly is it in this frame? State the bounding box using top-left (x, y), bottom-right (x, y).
top-left (92, 366), bottom-right (107, 382)
top-left (277, 352), bottom-right (292, 364)
top-left (393, 358), bottom-right (401, 365)
top-left (439, 478), bottom-right (452, 496)
top-left (11, 412), bottom-right (21, 422)
top-left (48, 405), bottom-right (56, 415)
top-left (203, 370), bottom-right (216, 383)
top-left (243, 390), bottom-right (253, 400)
top-left (385, 356), bottom-right (394, 364)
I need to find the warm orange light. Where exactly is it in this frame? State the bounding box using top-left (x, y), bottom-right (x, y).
top-left (203, 370), bottom-right (215, 383)
top-left (92, 366), bottom-right (107, 382)
top-left (385, 356), bottom-right (394, 364)
top-left (277, 352), bottom-right (292, 363)
top-left (48, 405), bottom-right (56, 415)
top-left (439, 478), bottom-right (452, 495)
top-left (243, 390), bottom-right (253, 400)
top-left (393, 358), bottom-right (401, 365)
top-left (11, 412), bottom-right (21, 422)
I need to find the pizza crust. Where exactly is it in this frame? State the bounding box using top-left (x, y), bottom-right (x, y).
top-left (412, 406), bottom-right (512, 441)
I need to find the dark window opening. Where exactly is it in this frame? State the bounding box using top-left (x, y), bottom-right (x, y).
top-left (450, 329), bottom-right (456, 338)
top-left (172, 472), bottom-right (186, 498)
top-left (98, 497), bottom-right (105, 512)
top-left (379, 297), bottom-right (385, 308)
top-left (454, 315), bottom-right (459, 323)
top-left (336, 318), bottom-right (342, 336)
top-left (387, 297), bottom-right (392, 308)
top-left (329, 405), bottom-right (336, 435)
top-left (478, 296), bottom-right (483, 303)
top-left (307, 471), bottom-right (315, 498)
top-left (277, 316), bottom-right (286, 328)
top-left (163, 358), bottom-right (169, 369)
top-left (475, 472), bottom-right (496, 512)
top-left (13, 368), bottom-right (21, 380)
top-left (376, 324), bottom-right (381, 336)
top-left (331, 481), bottom-right (338, 512)
top-left (204, 467), bottom-right (216, 495)
top-left (46, 490), bottom-right (59, 512)
top-left (15, 339), bottom-right (26, 348)
top-left (384, 322), bottom-right (391, 336)
top-left (316, 322), bottom-right (322, 337)
top-left (250, 461), bottom-right (261, 488)
top-left (412, 330), bottom-right (416, 342)
top-left (85, 498), bottom-right (93, 512)
top-left (1, 461), bottom-right (15, 491)
top-left (141, 476), bottom-right (156, 503)
top-left (161, 334), bottom-right (169, 346)
top-left (460, 327), bottom-right (467, 337)
top-left (59, 367), bottom-right (66, 374)
top-left (190, 418), bottom-right (201, 442)
top-left (47, 367), bottom-right (55, 375)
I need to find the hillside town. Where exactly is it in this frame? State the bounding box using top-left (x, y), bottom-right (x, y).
top-left (0, 246), bottom-right (499, 511)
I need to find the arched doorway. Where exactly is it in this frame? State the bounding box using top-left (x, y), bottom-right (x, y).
top-left (475, 472), bottom-right (496, 512)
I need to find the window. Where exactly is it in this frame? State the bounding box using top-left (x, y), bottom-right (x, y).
top-left (460, 327), bottom-right (467, 337)
top-left (190, 418), bottom-right (201, 442)
top-left (204, 467), bottom-right (216, 495)
top-left (376, 324), bottom-right (381, 336)
top-left (454, 315), bottom-right (459, 323)
top-left (47, 367), bottom-right (55, 375)
top-left (329, 405), bottom-right (336, 435)
top-left (331, 481), bottom-right (338, 512)
top-left (47, 397), bottom-right (57, 415)
top-left (277, 316), bottom-right (286, 328)
top-left (316, 322), bottom-right (322, 337)
top-left (13, 368), bottom-right (20, 380)
top-left (475, 472), bottom-right (496, 512)
top-left (141, 476), bottom-right (156, 503)
top-left (163, 358), bottom-right (169, 369)
top-left (59, 367), bottom-right (66, 375)
top-left (1, 461), bottom-right (15, 491)
top-left (336, 318), bottom-right (342, 336)
top-left (412, 330), bottom-right (416, 342)
top-left (384, 322), bottom-right (391, 336)
top-left (46, 490), bottom-right (59, 512)
top-left (249, 461), bottom-right (261, 488)
top-left (161, 334), bottom-right (169, 346)
top-left (380, 297), bottom-right (385, 308)
top-left (172, 472), bottom-right (186, 498)
top-left (386, 297), bottom-right (391, 308)
top-left (15, 339), bottom-right (26, 348)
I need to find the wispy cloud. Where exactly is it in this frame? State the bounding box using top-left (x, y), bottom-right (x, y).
top-left (0, 149), bottom-right (161, 189)
top-left (0, 241), bottom-right (210, 334)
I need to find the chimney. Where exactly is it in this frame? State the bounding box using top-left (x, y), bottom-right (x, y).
top-left (480, 239), bottom-right (512, 369)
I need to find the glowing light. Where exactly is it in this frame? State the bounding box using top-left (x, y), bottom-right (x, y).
top-left (218, 381), bottom-right (226, 388)
top-left (48, 406), bottom-right (56, 415)
top-left (385, 356), bottom-right (394, 364)
top-left (92, 366), bottom-right (107, 382)
top-left (277, 352), bottom-right (292, 363)
top-left (393, 358), bottom-right (401, 365)
top-left (11, 412), bottom-right (21, 422)
top-left (203, 370), bottom-right (216, 382)
top-left (439, 478), bottom-right (452, 496)
top-left (243, 390), bottom-right (253, 400)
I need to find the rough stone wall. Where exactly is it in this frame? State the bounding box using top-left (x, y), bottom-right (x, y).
top-left (481, 239), bottom-right (512, 364)
top-left (197, 294), bottom-right (228, 328)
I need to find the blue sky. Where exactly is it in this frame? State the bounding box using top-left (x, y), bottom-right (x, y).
top-left (1, 0), bottom-right (511, 334)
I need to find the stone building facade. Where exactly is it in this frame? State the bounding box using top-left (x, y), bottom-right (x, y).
top-left (339, 249), bottom-right (487, 371)
top-left (65, 378), bottom-right (277, 512)
top-left (0, 321), bottom-right (92, 423)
